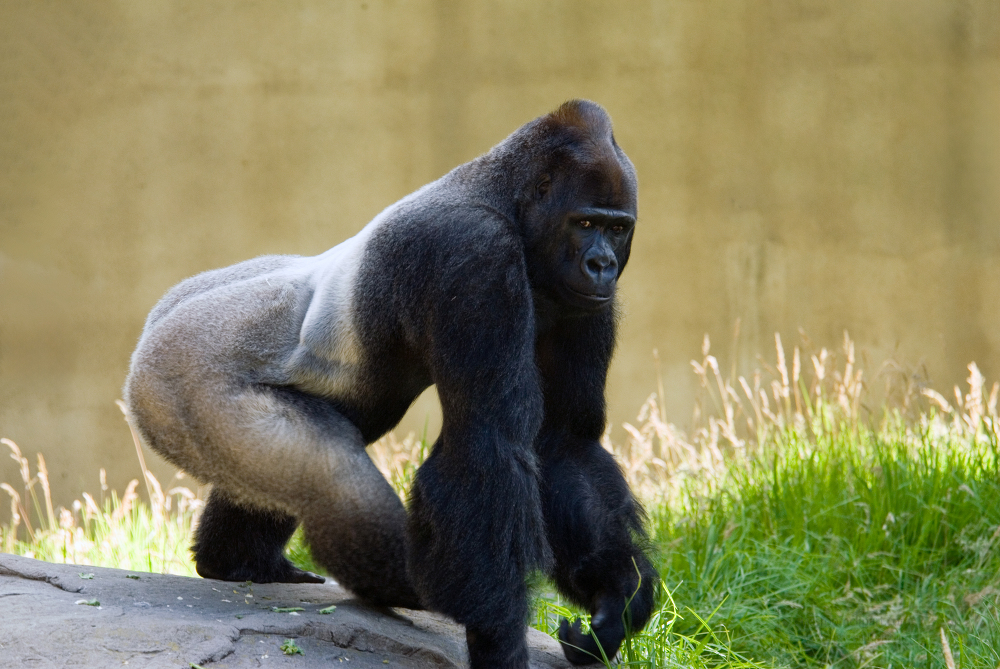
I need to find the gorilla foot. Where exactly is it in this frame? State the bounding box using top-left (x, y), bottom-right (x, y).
top-left (195, 556), bottom-right (324, 584)
top-left (279, 565), bottom-right (327, 584)
top-left (466, 626), bottom-right (530, 669)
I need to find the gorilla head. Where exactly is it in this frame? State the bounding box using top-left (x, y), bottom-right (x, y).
top-left (515, 101), bottom-right (638, 313)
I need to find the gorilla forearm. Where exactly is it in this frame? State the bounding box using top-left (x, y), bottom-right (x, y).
top-left (534, 312), bottom-right (658, 663)
top-left (407, 440), bottom-right (549, 614)
top-left (540, 439), bottom-right (658, 662)
top-left (408, 439), bottom-right (549, 665)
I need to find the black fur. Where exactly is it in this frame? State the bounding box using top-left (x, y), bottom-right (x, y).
top-left (124, 99), bottom-right (656, 668)
top-left (193, 488), bottom-right (324, 584)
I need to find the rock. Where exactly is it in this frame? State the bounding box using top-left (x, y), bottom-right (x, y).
top-left (0, 554), bottom-right (571, 669)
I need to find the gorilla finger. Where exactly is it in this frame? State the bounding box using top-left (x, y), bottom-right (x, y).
top-left (557, 599), bottom-right (628, 666)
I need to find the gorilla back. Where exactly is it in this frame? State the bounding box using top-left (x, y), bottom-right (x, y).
top-left (125, 99), bottom-right (657, 668)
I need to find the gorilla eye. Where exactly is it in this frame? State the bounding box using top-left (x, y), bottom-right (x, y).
top-left (535, 177), bottom-right (551, 198)
top-left (611, 224), bottom-right (625, 234)
top-left (578, 220), bottom-right (592, 229)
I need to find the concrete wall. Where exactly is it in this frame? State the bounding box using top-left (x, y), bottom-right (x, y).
top-left (2, 1), bottom-right (998, 506)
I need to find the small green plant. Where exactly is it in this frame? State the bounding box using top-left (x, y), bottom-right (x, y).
top-left (280, 638), bottom-right (304, 656)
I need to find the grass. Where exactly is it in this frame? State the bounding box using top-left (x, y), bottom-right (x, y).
top-left (3, 329), bottom-right (999, 667)
top-left (0, 431), bottom-right (201, 575)
top-left (650, 424), bottom-right (1000, 668)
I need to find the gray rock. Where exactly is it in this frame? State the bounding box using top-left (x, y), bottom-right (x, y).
top-left (0, 553), bottom-right (571, 669)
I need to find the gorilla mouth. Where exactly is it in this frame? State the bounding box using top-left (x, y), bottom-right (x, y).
top-left (565, 285), bottom-right (614, 305)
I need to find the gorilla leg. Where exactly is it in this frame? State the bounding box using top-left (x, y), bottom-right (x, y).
top-left (193, 487), bottom-right (322, 583)
top-left (540, 440), bottom-right (657, 665)
top-left (129, 379), bottom-right (421, 608)
top-left (298, 444), bottom-right (423, 609)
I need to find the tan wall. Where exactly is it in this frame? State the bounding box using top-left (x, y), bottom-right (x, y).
top-left (2, 1), bottom-right (999, 508)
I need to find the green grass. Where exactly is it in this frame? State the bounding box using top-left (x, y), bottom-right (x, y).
top-left (0, 489), bottom-right (199, 576)
top-left (648, 421), bottom-right (1000, 668)
top-left (532, 580), bottom-right (762, 668)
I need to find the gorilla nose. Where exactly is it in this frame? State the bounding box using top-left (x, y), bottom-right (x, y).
top-left (582, 247), bottom-right (618, 285)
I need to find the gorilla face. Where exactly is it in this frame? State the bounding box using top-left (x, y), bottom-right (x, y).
top-left (525, 157), bottom-right (637, 314)
top-left (555, 206), bottom-right (635, 310)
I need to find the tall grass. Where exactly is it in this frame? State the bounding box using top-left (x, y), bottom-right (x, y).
top-left (0, 402), bottom-right (203, 575)
top-left (652, 424), bottom-right (1000, 667)
top-left (623, 330), bottom-right (1000, 668)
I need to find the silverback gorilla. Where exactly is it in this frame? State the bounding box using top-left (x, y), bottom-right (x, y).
top-left (124, 100), bottom-right (656, 667)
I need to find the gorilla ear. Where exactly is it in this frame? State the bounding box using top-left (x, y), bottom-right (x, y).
top-left (535, 175), bottom-right (551, 199)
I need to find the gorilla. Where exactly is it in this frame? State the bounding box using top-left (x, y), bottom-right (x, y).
top-left (124, 99), bottom-right (656, 668)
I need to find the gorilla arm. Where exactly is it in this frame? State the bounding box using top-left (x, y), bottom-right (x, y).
top-left (403, 224), bottom-right (551, 668)
top-left (534, 309), bottom-right (658, 665)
